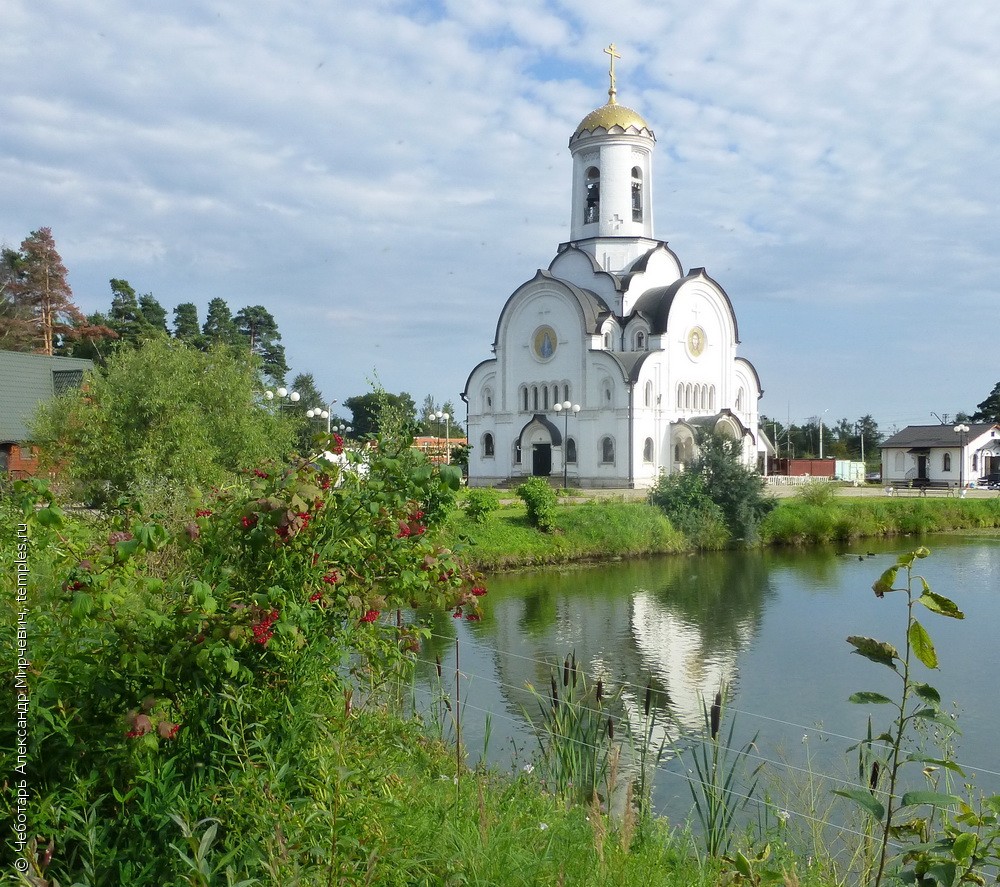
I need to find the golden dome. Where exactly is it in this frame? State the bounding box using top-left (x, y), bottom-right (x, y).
top-left (573, 100), bottom-right (654, 139)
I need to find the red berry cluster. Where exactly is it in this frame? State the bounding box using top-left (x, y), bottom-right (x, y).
top-left (360, 609), bottom-right (380, 623)
top-left (321, 569), bottom-right (341, 585)
top-left (251, 609), bottom-right (279, 645)
top-left (253, 468), bottom-right (269, 478)
top-left (330, 434), bottom-right (344, 455)
top-left (397, 508), bottom-right (427, 538)
top-left (241, 514), bottom-right (258, 529)
top-left (195, 509), bottom-right (213, 518)
top-left (471, 586), bottom-right (487, 597)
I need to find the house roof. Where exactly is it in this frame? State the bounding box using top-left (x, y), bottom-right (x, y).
top-left (880, 423), bottom-right (1000, 449)
top-left (0, 350), bottom-right (93, 443)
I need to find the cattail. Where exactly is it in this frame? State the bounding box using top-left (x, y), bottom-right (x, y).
top-left (571, 652), bottom-right (579, 687)
top-left (563, 655), bottom-right (571, 687)
top-left (551, 674), bottom-right (559, 708)
top-left (710, 691), bottom-right (722, 740)
top-left (595, 678), bottom-right (604, 705)
top-left (435, 654), bottom-right (442, 679)
top-left (869, 760), bottom-right (880, 794)
top-left (607, 716), bottom-right (615, 741)
top-left (644, 679), bottom-right (653, 719)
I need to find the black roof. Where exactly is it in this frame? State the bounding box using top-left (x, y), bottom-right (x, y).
top-left (881, 423), bottom-right (999, 448)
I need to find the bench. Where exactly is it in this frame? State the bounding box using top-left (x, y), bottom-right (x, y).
top-left (885, 480), bottom-right (955, 497)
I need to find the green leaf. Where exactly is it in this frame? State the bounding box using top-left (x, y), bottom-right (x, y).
top-left (846, 636), bottom-right (899, 669)
top-left (833, 788), bottom-right (885, 821)
top-left (952, 831), bottom-right (976, 862)
top-left (912, 683), bottom-right (941, 705)
top-left (909, 708), bottom-right (960, 732)
top-left (903, 755), bottom-right (966, 777)
top-left (35, 505), bottom-right (65, 528)
top-left (917, 590), bottom-right (965, 619)
top-left (899, 790), bottom-right (960, 809)
top-left (849, 691), bottom-right (894, 705)
top-left (908, 620), bottom-right (938, 669)
top-left (71, 591), bottom-right (94, 620)
top-left (733, 852), bottom-right (753, 879)
top-left (872, 567), bottom-right (899, 597)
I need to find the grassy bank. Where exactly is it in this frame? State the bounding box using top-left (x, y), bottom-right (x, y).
top-left (448, 490), bottom-right (1000, 571)
top-left (760, 492), bottom-right (1000, 545)
top-left (446, 498), bottom-right (687, 570)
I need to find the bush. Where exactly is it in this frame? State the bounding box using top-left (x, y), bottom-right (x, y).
top-left (464, 486), bottom-right (501, 523)
top-left (516, 476), bottom-right (558, 532)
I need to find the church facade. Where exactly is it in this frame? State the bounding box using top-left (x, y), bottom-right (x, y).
top-left (463, 58), bottom-right (765, 489)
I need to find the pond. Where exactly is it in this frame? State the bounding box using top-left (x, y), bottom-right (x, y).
top-left (412, 534), bottom-right (1000, 826)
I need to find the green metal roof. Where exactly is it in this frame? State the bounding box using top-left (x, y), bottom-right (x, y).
top-left (0, 350), bottom-right (93, 443)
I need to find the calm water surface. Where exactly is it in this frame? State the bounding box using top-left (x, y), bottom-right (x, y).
top-left (414, 535), bottom-right (1000, 820)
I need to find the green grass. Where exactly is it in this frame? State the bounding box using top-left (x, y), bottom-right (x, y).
top-left (446, 499), bottom-right (686, 570)
top-left (445, 491), bottom-right (1000, 568)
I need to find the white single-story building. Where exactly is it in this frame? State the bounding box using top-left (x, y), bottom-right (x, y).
top-left (880, 423), bottom-right (1000, 488)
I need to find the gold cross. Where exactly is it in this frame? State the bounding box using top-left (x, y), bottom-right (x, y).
top-left (604, 43), bottom-right (621, 103)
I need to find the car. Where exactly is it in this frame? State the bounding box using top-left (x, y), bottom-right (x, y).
top-left (865, 471), bottom-right (881, 483)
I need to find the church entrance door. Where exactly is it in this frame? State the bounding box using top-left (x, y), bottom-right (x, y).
top-left (532, 444), bottom-right (552, 477)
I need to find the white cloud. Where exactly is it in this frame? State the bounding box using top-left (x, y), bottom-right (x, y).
top-left (2, 0), bottom-right (998, 427)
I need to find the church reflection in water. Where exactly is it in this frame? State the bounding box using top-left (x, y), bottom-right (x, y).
top-left (415, 552), bottom-right (775, 757)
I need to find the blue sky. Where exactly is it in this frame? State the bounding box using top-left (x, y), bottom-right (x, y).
top-left (3, 0), bottom-right (998, 434)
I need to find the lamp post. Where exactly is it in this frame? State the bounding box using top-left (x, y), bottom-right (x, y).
top-left (265, 386), bottom-right (300, 412)
top-left (427, 410), bottom-right (450, 464)
top-left (954, 423), bottom-right (970, 494)
top-left (553, 400), bottom-right (581, 490)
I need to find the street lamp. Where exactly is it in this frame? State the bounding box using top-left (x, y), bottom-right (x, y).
top-left (427, 410), bottom-right (451, 465)
top-left (954, 423), bottom-right (970, 494)
top-left (265, 387), bottom-right (300, 412)
top-left (553, 400), bottom-right (581, 490)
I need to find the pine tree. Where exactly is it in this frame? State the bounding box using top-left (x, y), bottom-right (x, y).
top-left (202, 297), bottom-right (238, 345)
top-left (172, 302), bottom-right (205, 348)
top-left (7, 228), bottom-right (89, 355)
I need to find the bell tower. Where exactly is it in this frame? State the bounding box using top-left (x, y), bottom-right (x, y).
top-left (568, 45), bottom-right (657, 273)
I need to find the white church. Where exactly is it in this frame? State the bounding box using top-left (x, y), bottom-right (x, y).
top-left (463, 49), bottom-right (766, 489)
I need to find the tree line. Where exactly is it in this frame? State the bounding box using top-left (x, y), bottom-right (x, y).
top-left (1, 228), bottom-right (287, 382)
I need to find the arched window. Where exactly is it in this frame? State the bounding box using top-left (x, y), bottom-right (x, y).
top-left (676, 383), bottom-right (683, 409)
top-left (532, 386), bottom-right (538, 411)
top-left (943, 453), bottom-right (952, 472)
top-left (709, 385), bottom-right (716, 411)
top-left (552, 384), bottom-right (559, 405)
top-left (563, 383), bottom-right (569, 401)
top-left (685, 383), bottom-right (692, 409)
top-left (894, 452), bottom-right (904, 471)
top-left (483, 433), bottom-right (494, 458)
top-left (585, 167), bottom-right (600, 223)
top-left (566, 438), bottom-right (577, 463)
top-left (514, 442), bottom-right (522, 464)
top-left (603, 331), bottom-right (612, 350)
top-left (631, 167), bottom-right (643, 222)
top-left (543, 386), bottom-right (549, 410)
top-left (700, 385), bottom-right (707, 410)
top-left (643, 437), bottom-right (654, 462)
top-left (605, 384), bottom-right (613, 403)
top-left (601, 436), bottom-right (615, 464)
top-left (736, 388), bottom-right (745, 412)
top-left (522, 386), bottom-right (528, 412)
top-left (644, 380), bottom-right (653, 407)
top-left (483, 387), bottom-right (493, 413)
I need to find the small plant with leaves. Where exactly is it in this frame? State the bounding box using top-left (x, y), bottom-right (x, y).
top-left (523, 652), bottom-right (618, 804)
top-left (516, 476), bottom-right (558, 532)
top-left (837, 547), bottom-right (1000, 886)
top-left (687, 686), bottom-right (762, 858)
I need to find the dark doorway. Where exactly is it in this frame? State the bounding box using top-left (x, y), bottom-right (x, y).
top-left (917, 455), bottom-right (928, 480)
top-left (532, 444), bottom-right (551, 477)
